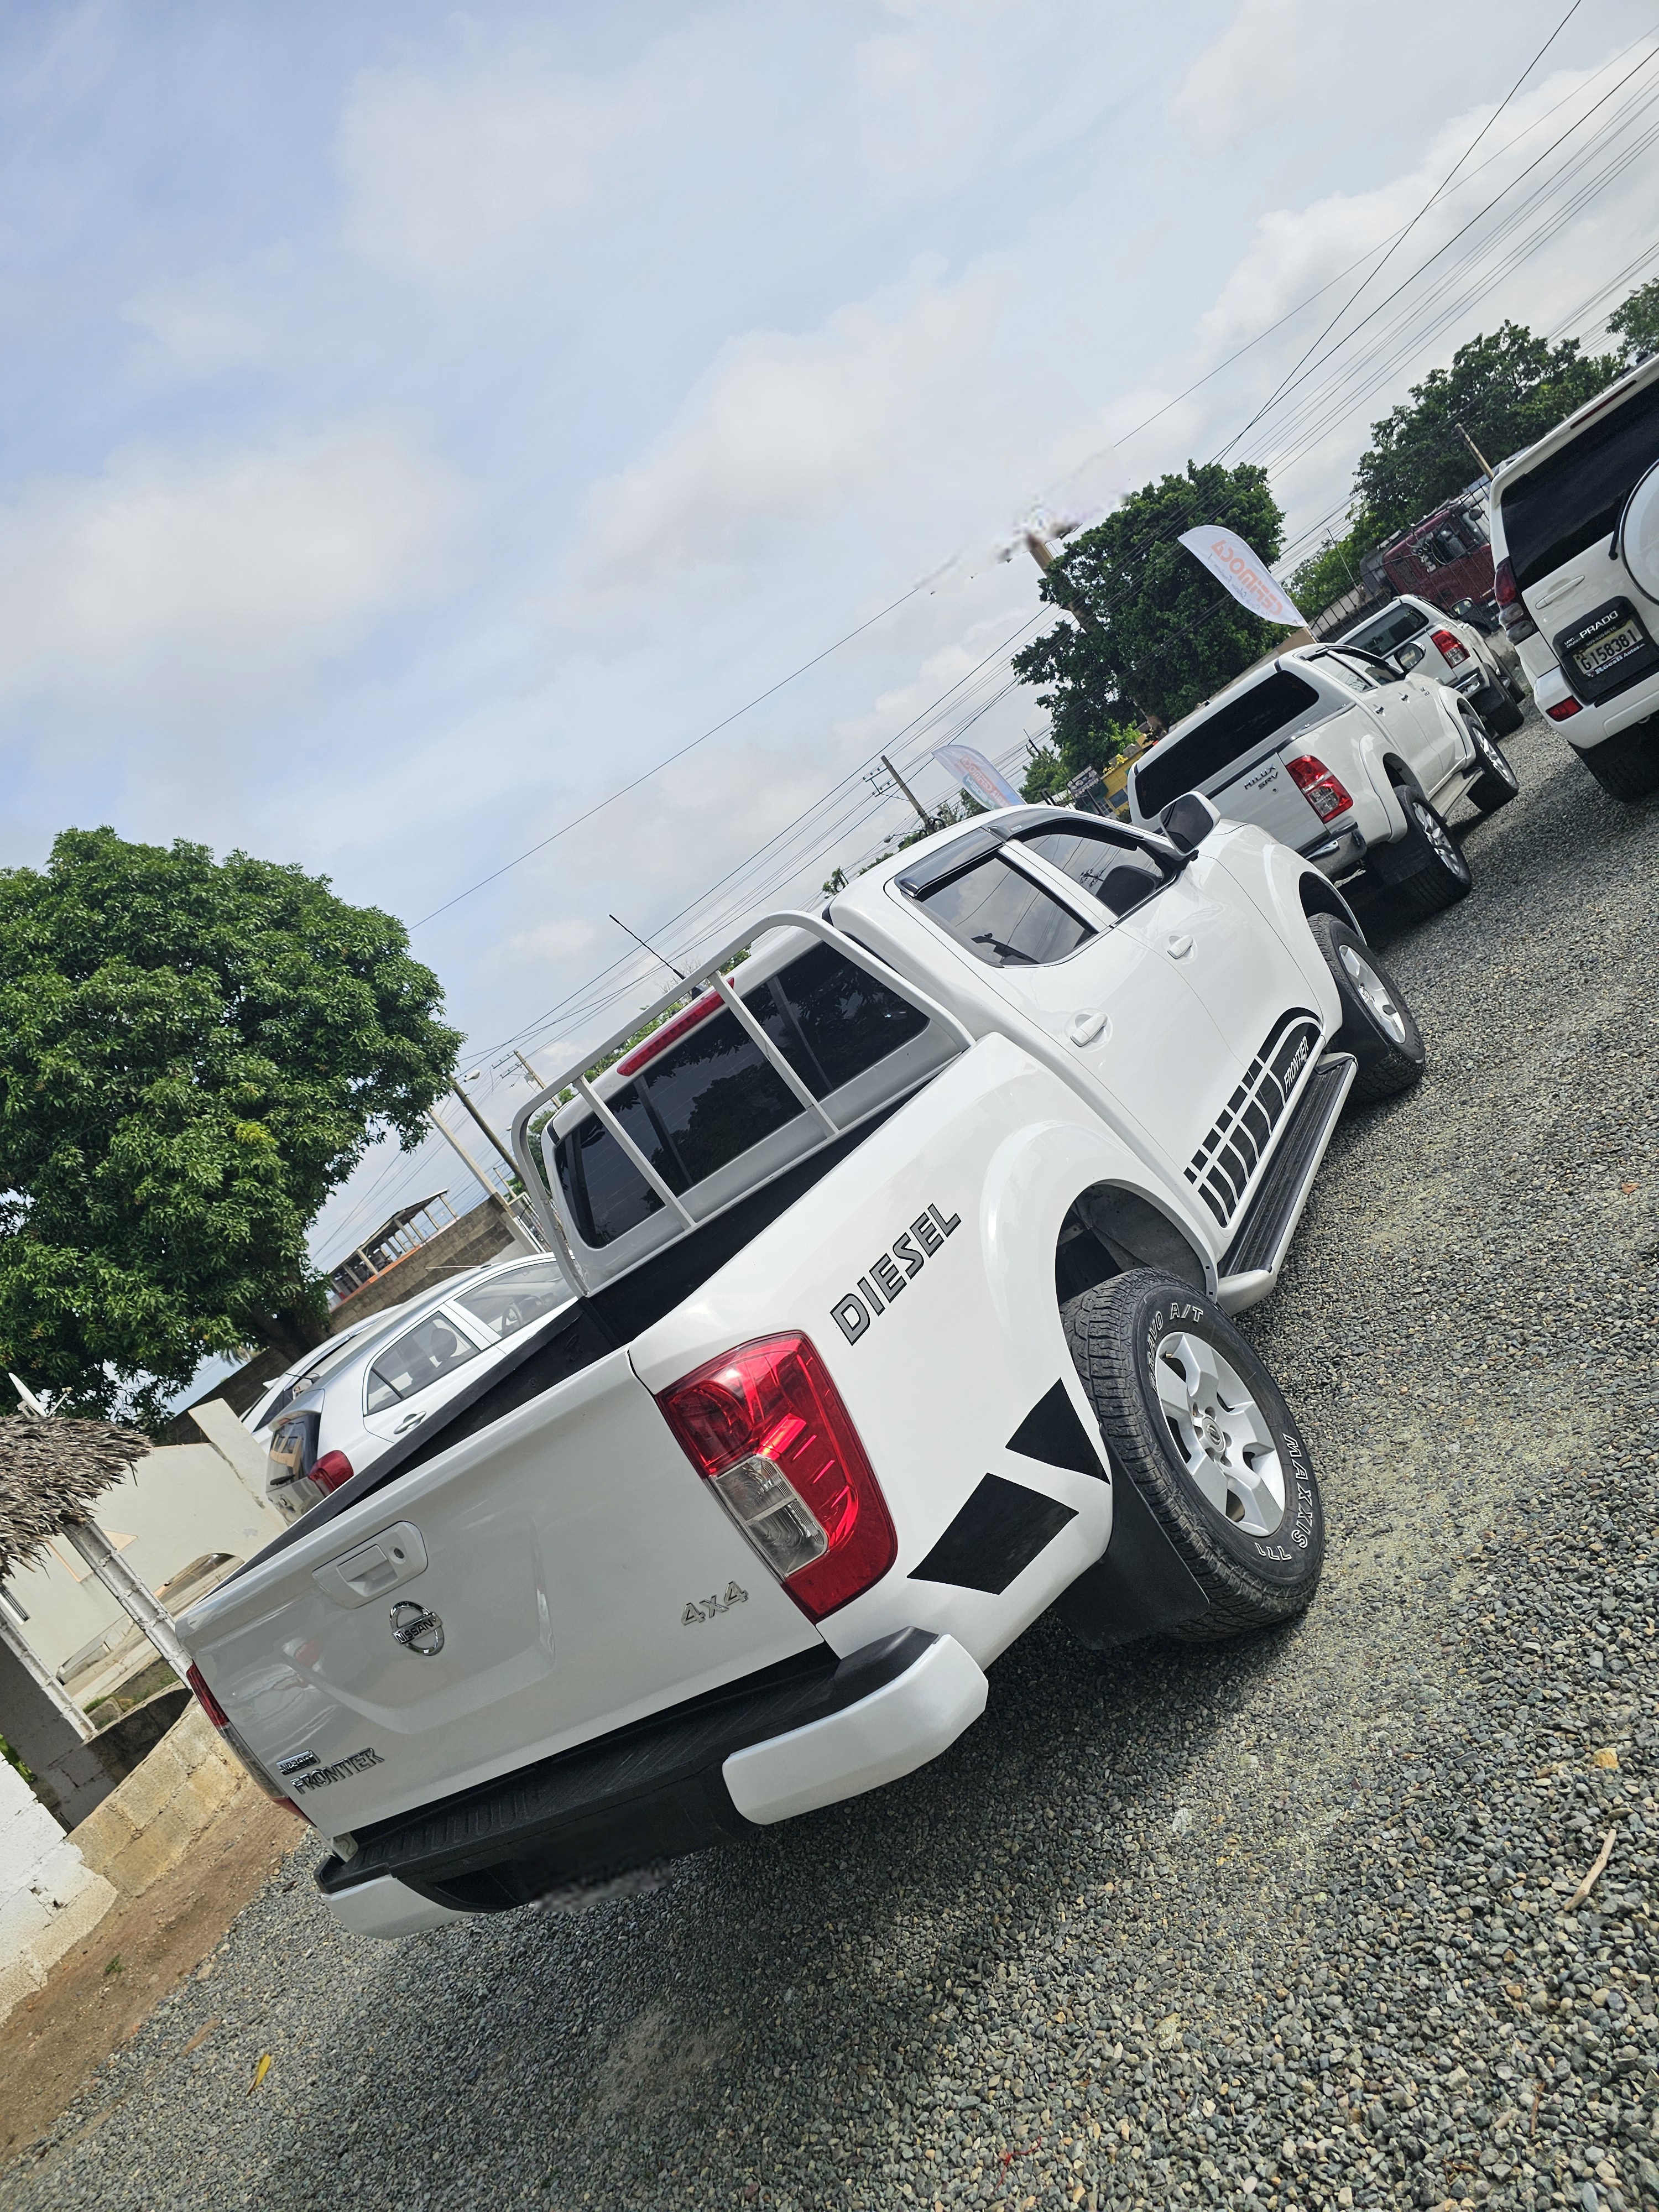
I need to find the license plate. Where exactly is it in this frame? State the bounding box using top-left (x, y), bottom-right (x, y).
top-left (1575, 619), bottom-right (1644, 677)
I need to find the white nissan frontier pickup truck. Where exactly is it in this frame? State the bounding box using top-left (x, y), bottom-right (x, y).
top-left (178, 797), bottom-right (1426, 1938)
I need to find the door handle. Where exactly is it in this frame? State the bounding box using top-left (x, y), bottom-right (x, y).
top-left (394, 1410), bottom-right (426, 1434)
top-left (1166, 935), bottom-right (1193, 960)
top-left (1067, 1009), bottom-right (1109, 1046)
top-left (312, 1522), bottom-right (429, 1608)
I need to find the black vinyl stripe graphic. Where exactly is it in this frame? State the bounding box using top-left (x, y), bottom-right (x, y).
top-left (908, 1475), bottom-right (1077, 1595)
top-left (1004, 1381), bottom-right (1107, 1481)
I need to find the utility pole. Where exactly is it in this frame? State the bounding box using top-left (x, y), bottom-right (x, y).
top-left (1454, 421), bottom-right (1496, 479)
top-left (426, 1108), bottom-right (540, 1251)
top-left (877, 754), bottom-right (936, 833)
top-left (509, 1047), bottom-right (545, 1089)
top-left (451, 1081), bottom-right (518, 1177)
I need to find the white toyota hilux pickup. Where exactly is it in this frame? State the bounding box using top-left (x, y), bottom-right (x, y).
top-left (177, 799), bottom-right (1426, 1938)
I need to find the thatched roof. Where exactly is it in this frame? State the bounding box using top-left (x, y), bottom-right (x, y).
top-left (0, 1415), bottom-right (150, 1577)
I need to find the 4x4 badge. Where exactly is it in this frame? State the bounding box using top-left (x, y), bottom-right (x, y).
top-left (390, 1599), bottom-right (445, 1656)
top-left (682, 1582), bottom-right (748, 1625)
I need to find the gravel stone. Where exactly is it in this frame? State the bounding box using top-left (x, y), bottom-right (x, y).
top-left (6, 709), bottom-right (1659, 2212)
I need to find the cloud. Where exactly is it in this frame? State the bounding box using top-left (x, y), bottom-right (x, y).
top-left (338, 41), bottom-right (698, 291)
top-left (1171, 0), bottom-right (1354, 147)
top-left (562, 255), bottom-right (1113, 624)
top-left (0, 427), bottom-right (472, 717)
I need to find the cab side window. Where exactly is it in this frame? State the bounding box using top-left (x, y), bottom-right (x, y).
top-left (1018, 826), bottom-right (1172, 918)
top-left (915, 853), bottom-right (1094, 967)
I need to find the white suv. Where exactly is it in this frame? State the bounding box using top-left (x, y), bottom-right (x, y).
top-left (1126, 641), bottom-right (1517, 921)
top-left (1490, 352), bottom-right (1659, 797)
top-left (1343, 593), bottom-right (1527, 733)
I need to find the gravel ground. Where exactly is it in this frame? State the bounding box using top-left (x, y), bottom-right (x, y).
top-left (7, 707), bottom-right (1658, 2212)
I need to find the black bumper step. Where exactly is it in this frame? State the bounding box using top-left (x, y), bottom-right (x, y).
top-left (316, 1629), bottom-right (936, 1913)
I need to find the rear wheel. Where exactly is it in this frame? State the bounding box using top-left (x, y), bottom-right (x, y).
top-left (1575, 721), bottom-right (1659, 800)
top-left (1472, 681), bottom-right (1524, 737)
top-left (1465, 716), bottom-right (1520, 813)
top-left (1384, 782), bottom-right (1472, 921)
top-left (1061, 1271), bottom-right (1323, 1642)
top-left (1305, 912), bottom-right (1425, 1104)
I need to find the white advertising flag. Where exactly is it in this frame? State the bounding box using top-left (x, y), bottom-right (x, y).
top-left (1177, 528), bottom-right (1302, 627)
top-left (931, 742), bottom-right (1023, 811)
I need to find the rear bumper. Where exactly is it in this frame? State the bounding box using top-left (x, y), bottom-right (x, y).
top-left (1299, 823), bottom-right (1367, 879)
top-left (315, 1628), bottom-right (987, 1931)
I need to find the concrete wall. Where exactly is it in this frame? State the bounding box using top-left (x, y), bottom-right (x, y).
top-left (0, 1753), bottom-right (117, 2025)
top-left (1, 1703), bottom-right (260, 2026)
top-left (326, 1196), bottom-right (524, 1329)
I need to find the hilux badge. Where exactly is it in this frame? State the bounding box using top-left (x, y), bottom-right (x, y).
top-left (390, 1599), bottom-right (445, 1656)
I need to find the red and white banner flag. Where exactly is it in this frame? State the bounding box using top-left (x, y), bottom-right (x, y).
top-left (1177, 528), bottom-right (1302, 627)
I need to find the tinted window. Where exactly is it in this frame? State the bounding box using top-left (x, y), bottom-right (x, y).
top-left (762, 942), bottom-right (929, 1094)
top-left (1501, 376), bottom-right (1659, 588)
top-left (1134, 670), bottom-right (1322, 816)
top-left (1019, 826), bottom-right (1169, 917)
top-left (637, 1008), bottom-right (802, 1183)
top-left (366, 1314), bottom-right (481, 1413)
top-left (919, 854), bottom-right (1093, 966)
top-left (453, 1261), bottom-right (570, 1342)
top-left (554, 948), bottom-right (935, 1246)
top-left (1351, 605), bottom-right (1427, 656)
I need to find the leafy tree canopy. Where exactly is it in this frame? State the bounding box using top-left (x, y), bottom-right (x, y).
top-left (1285, 515), bottom-right (1380, 622)
top-left (0, 828), bottom-right (461, 1428)
top-left (1013, 460), bottom-right (1292, 731)
top-left (1609, 276), bottom-right (1659, 369)
top-left (1353, 321), bottom-right (1619, 541)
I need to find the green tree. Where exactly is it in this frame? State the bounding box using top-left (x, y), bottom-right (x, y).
top-left (1353, 322), bottom-right (1620, 539)
top-left (1286, 514), bottom-right (1379, 620)
top-left (0, 828), bottom-right (461, 1428)
top-left (1609, 276), bottom-right (1659, 369)
top-left (1013, 460), bottom-right (1291, 730)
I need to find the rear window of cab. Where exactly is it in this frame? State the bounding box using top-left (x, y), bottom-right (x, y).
top-left (553, 943), bottom-right (927, 1248)
top-left (1132, 669), bottom-right (1322, 817)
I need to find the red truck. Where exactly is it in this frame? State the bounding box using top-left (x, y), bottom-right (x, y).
top-left (1359, 481), bottom-right (1495, 615)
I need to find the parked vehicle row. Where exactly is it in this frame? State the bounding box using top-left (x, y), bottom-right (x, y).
top-left (1490, 349), bottom-right (1659, 798)
top-left (1125, 636), bottom-right (1517, 922)
top-left (180, 795), bottom-right (1426, 1939)
top-left (173, 338), bottom-right (1659, 1953)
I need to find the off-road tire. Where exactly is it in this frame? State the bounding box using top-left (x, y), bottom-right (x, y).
top-left (1575, 721), bottom-right (1659, 801)
top-left (1464, 716), bottom-right (1520, 813)
top-left (1305, 912), bottom-right (1425, 1104)
top-left (1384, 781), bottom-right (1473, 921)
top-left (1061, 1271), bottom-right (1323, 1642)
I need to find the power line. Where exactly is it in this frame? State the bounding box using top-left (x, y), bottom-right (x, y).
top-left (409, 576), bottom-right (934, 930)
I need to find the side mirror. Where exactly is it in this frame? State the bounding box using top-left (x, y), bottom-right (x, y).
top-left (1159, 791), bottom-right (1220, 854)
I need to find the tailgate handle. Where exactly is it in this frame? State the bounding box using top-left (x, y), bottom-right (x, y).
top-left (312, 1522), bottom-right (429, 1609)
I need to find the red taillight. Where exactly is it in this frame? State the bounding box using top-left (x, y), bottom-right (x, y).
top-left (1494, 558), bottom-right (1519, 607)
top-left (617, 988), bottom-right (723, 1077)
top-left (311, 1450), bottom-right (354, 1494)
top-left (1285, 754), bottom-right (1354, 823)
top-left (1546, 696), bottom-right (1583, 722)
top-left (186, 1662), bottom-right (228, 1729)
top-left (1430, 628), bottom-right (1469, 667)
top-left (658, 1334), bottom-right (897, 1621)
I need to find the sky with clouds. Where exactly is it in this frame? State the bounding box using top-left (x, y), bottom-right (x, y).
top-left (2, 0), bottom-right (1656, 1287)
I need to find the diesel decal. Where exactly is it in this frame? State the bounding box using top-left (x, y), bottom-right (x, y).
top-left (292, 1745), bottom-right (385, 1793)
top-left (832, 1202), bottom-right (960, 1344)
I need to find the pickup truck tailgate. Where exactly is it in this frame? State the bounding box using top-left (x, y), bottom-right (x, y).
top-left (180, 1347), bottom-right (823, 1831)
top-left (1207, 749), bottom-right (1326, 848)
